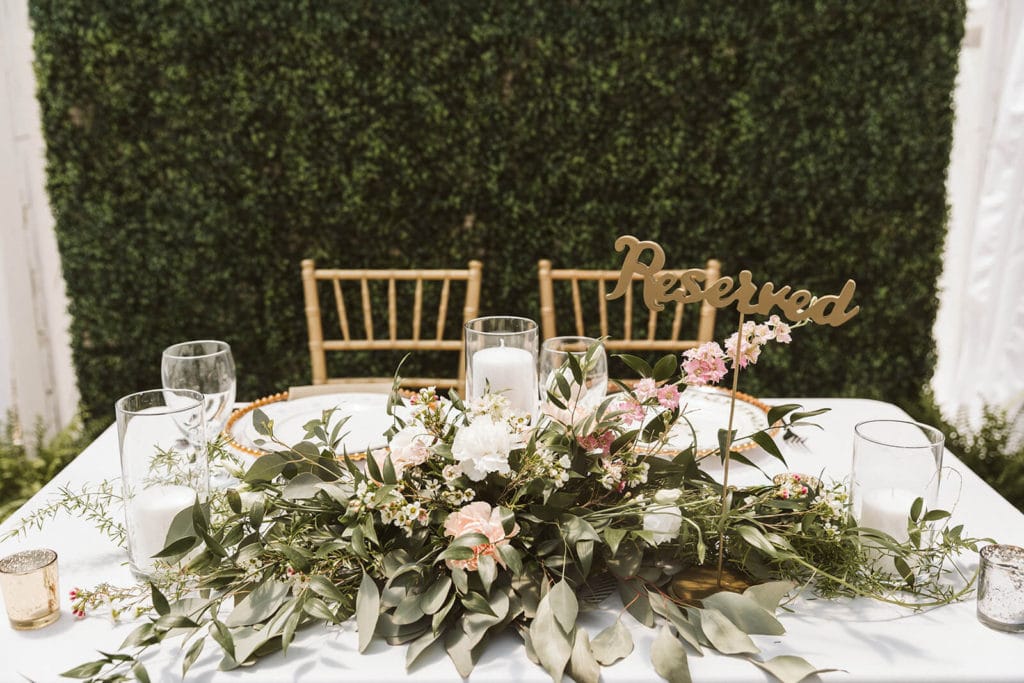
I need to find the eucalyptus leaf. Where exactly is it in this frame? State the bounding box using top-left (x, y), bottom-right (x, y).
top-left (477, 554), bottom-right (497, 594)
top-left (497, 544), bottom-right (523, 575)
top-left (357, 572), bottom-right (381, 653)
top-left (743, 581), bottom-right (795, 613)
top-left (210, 619), bottom-right (235, 660)
top-left (749, 655), bottom-right (841, 683)
top-left (420, 575), bottom-right (452, 615)
top-left (701, 591), bottom-right (786, 635)
top-left (603, 527), bottom-right (627, 556)
top-left (282, 472), bottom-right (325, 500)
top-left (651, 626), bottom-right (692, 683)
top-left (736, 525), bottom-right (777, 555)
top-left (406, 629), bottom-right (443, 670)
top-left (151, 584), bottom-right (170, 616)
top-left (461, 592), bottom-right (497, 617)
top-left (132, 661), bottom-right (151, 683)
top-left (444, 623), bottom-right (479, 678)
top-left (182, 637), bottom-right (205, 677)
top-left (698, 608), bottom-right (760, 655)
top-left (549, 580), bottom-right (579, 633)
top-left (529, 595), bottom-right (572, 681)
top-left (569, 629), bottom-right (601, 683)
top-left (308, 575), bottom-right (346, 604)
top-left (226, 580), bottom-right (290, 627)
top-left (590, 619), bottom-right (633, 666)
top-left (60, 660), bottom-right (108, 679)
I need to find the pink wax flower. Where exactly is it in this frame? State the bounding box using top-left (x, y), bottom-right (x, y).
top-left (657, 385), bottom-right (680, 410)
top-left (681, 342), bottom-right (728, 385)
top-left (634, 378), bottom-right (658, 401)
top-left (614, 399), bottom-right (646, 426)
top-left (443, 501), bottom-right (520, 571)
top-left (579, 429), bottom-right (615, 455)
top-left (768, 315), bottom-right (792, 343)
top-left (724, 329), bottom-right (763, 369)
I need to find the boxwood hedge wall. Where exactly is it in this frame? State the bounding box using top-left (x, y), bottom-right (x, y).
top-left (30, 0), bottom-right (964, 423)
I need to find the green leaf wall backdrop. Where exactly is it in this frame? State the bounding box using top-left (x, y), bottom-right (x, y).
top-left (29, 0), bottom-right (964, 422)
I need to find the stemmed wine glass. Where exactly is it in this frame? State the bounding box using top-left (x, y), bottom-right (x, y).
top-left (161, 340), bottom-right (237, 440)
top-left (538, 336), bottom-right (608, 419)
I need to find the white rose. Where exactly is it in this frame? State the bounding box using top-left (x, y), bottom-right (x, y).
top-left (452, 417), bottom-right (513, 481)
top-left (643, 504), bottom-right (683, 545)
top-left (654, 488), bottom-right (683, 504)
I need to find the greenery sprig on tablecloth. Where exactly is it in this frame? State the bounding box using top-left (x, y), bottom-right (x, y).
top-left (55, 341), bottom-right (984, 683)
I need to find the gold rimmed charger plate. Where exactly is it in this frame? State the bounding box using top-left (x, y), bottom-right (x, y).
top-left (225, 389), bottom-right (407, 458)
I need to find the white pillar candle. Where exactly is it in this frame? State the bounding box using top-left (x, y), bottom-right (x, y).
top-left (859, 487), bottom-right (919, 574)
top-left (471, 345), bottom-right (536, 415)
top-left (128, 484), bottom-right (198, 571)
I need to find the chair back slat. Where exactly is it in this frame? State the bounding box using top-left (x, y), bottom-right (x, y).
top-left (413, 279), bottom-right (423, 341)
top-left (536, 258), bottom-right (721, 370)
top-left (388, 278), bottom-right (397, 341)
top-left (671, 300), bottom-right (684, 341)
top-left (331, 279), bottom-right (351, 341)
top-left (623, 285), bottom-right (633, 341)
top-left (301, 260), bottom-right (483, 392)
top-left (571, 280), bottom-right (584, 336)
top-left (436, 279), bottom-right (451, 341)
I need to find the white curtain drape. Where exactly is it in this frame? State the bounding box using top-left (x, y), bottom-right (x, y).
top-left (933, 0), bottom-right (1024, 428)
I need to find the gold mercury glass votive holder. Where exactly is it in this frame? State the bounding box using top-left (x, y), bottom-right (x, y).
top-left (977, 544), bottom-right (1024, 632)
top-left (0, 548), bottom-right (60, 630)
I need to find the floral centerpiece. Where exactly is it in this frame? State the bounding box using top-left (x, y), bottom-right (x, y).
top-left (43, 324), bottom-right (982, 683)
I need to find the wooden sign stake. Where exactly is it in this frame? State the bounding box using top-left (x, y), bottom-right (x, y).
top-left (716, 311), bottom-right (744, 586)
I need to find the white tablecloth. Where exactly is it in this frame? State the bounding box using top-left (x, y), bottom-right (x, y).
top-left (1, 398), bottom-right (1022, 682)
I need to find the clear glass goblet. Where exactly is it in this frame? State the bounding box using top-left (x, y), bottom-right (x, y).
top-left (538, 336), bottom-right (608, 421)
top-left (161, 340), bottom-right (237, 439)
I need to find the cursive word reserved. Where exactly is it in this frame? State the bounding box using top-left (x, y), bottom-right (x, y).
top-left (608, 236), bottom-right (859, 326)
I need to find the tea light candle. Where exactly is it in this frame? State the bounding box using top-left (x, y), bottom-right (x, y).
top-left (128, 484), bottom-right (197, 571)
top-left (0, 549), bottom-right (60, 630)
top-left (977, 544), bottom-right (1024, 632)
top-left (470, 344), bottom-right (536, 415)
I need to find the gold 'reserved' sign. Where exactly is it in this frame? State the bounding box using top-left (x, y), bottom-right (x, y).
top-left (608, 235), bottom-right (859, 326)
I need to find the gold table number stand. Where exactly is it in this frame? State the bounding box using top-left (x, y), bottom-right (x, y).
top-left (608, 235), bottom-right (860, 599)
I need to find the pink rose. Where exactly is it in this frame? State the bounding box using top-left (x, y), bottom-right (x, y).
top-left (443, 501), bottom-right (520, 571)
top-left (380, 425), bottom-right (432, 476)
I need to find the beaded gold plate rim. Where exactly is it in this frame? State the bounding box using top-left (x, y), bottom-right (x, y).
top-left (223, 391), bottom-right (372, 461)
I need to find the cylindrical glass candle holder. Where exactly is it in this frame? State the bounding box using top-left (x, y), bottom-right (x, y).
top-left (464, 316), bottom-right (539, 416)
top-left (0, 549), bottom-right (60, 630)
top-left (116, 389), bottom-right (209, 579)
top-left (851, 419), bottom-right (944, 575)
top-left (977, 544), bottom-right (1024, 632)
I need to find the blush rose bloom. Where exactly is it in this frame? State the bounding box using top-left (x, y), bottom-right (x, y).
top-left (452, 417), bottom-right (513, 481)
top-left (443, 501), bottom-right (520, 571)
top-left (377, 425), bottom-right (433, 477)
